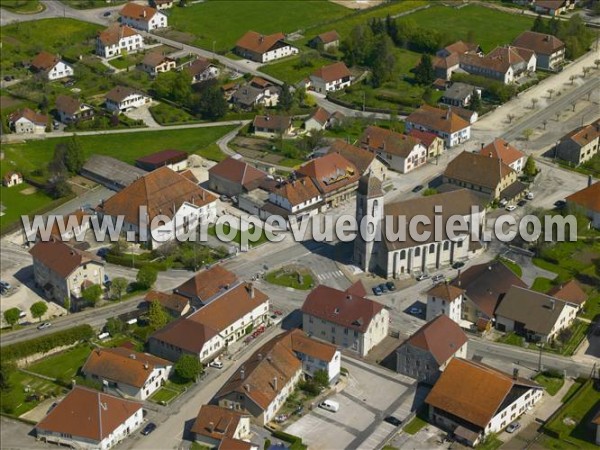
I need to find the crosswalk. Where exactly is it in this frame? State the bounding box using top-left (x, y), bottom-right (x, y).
top-left (316, 270), bottom-right (344, 281)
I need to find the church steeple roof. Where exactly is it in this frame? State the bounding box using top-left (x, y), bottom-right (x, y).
top-left (358, 173), bottom-right (383, 198)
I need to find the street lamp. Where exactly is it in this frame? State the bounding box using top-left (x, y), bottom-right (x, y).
top-left (537, 342), bottom-right (544, 372)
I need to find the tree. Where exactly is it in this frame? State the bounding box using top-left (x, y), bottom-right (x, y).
top-left (30, 301), bottom-right (48, 322)
top-left (522, 128), bottom-right (534, 141)
top-left (148, 300), bottom-right (169, 330)
top-left (194, 84), bottom-right (227, 120)
top-left (48, 143), bottom-right (67, 176)
top-left (0, 360), bottom-right (15, 391)
top-left (313, 369), bottom-right (330, 389)
top-left (3, 308), bottom-right (20, 328)
top-left (371, 35), bottom-right (397, 87)
top-left (468, 91), bottom-right (481, 112)
top-left (595, 59), bottom-right (600, 70)
top-left (524, 156), bottom-right (537, 177)
top-left (531, 98), bottom-right (538, 109)
top-left (532, 15), bottom-right (546, 33)
top-left (64, 135), bottom-right (85, 173)
top-left (506, 113), bottom-right (515, 124)
top-left (175, 354), bottom-right (202, 382)
top-left (110, 239), bottom-right (129, 257)
top-left (582, 66), bottom-right (592, 78)
top-left (546, 88), bottom-right (555, 99)
top-left (110, 277), bottom-right (128, 300)
top-left (136, 266), bottom-right (157, 289)
top-left (63, 297), bottom-right (71, 313)
top-left (105, 317), bottom-right (125, 336)
top-left (82, 284), bottom-right (103, 307)
top-left (340, 24), bottom-right (374, 66)
top-left (570, 100), bottom-right (577, 112)
top-left (414, 54), bottom-right (434, 85)
top-left (569, 74), bottom-right (576, 85)
top-left (542, 119), bottom-right (548, 130)
top-left (278, 83), bottom-right (294, 111)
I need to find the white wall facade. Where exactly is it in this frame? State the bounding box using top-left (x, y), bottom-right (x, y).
top-left (426, 293), bottom-right (462, 324)
top-left (376, 143), bottom-right (427, 174)
top-left (405, 121), bottom-right (471, 148)
top-left (261, 45), bottom-right (298, 63)
top-left (262, 368), bottom-right (303, 425)
top-left (13, 117), bottom-right (46, 134)
top-left (487, 387), bottom-right (543, 434)
top-left (150, 201), bottom-right (217, 248)
top-left (106, 93), bottom-right (150, 112)
top-left (219, 299), bottom-right (270, 344)
top-left (296, 349), bottom-right (341, 383)
top-left (97, 34), bottom-right (144, 58)
top-left (46, 61), bottom-right (74, 81)
top-left (309, 75), bottom-right (351, 94)
top-left (121, 11), bottom-right (167, 32)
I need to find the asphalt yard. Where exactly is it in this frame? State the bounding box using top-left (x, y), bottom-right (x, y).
top-left (286, 356), bottom-right (428, 450)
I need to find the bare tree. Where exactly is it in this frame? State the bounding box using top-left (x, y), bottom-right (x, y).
top-left (569, 75), bottom-right (576, 85)
top-left (542, 119), bottom-right (548, 130)
top-left (507, 113), bottom-right (515, 124)
top-left (531, 98), bottom-right (539, 109)
top-left (595, 59), bottom-right (600, 70)
top-left (582, 66), bottom-right (592, 78)
top-left (571, 100), bottom-right (577, 112)
top-left (546, 88), bottom-right (555, 99)
top-left (555, 111), bottom-right (561, 121)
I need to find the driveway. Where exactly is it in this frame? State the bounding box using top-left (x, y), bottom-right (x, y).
top-left (285, 357), bottom-right (425, 450)
top-left (124, 102), bottom-right (161, 128)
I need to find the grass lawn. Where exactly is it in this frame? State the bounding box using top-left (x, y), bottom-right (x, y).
top-left (265, 267), bottom-right (314, 290)
top-left (499, 258), bottom-right (522, 277)
top-left (208, 222), bottom-right (272, 248)
top-left (581, 290), bottom-right (600, 321)
top-left (531, 277), bottom-right (554, 293)
top-left (543, 380), bottom-right (600, 449)
top-left (403, 416), bottom-right (427, 435)
top-left (168, 0), bottom-right (350, 52)
top-left (533, 373), bottom-right (565, 396)
top-left (28, 344), bottom-right (92, 380)
top-left (549, 320), bottom-right (590, 357)
top-left (149, 102), bottom-right (201, 126)
top-left (108, 55), bottom-right (142, 71)
top-left (0, 370), bottom-right (66, 417)
top-left (0, 0), bottom-right (44, 13)
top-left (496, 332), bottom-right (524, 347)
top-left (62, 0), bottom-right (128, 9)
top-left (260, 54), bottom-right (337, 85)
top-left (191, 442), bottom-right (212, 450)
top-left (150, 386), bottom-right (180, 404)
top-left (476, 435), bottom-right (503, 450)
top-left (398, 4), bottom-right (534, 52)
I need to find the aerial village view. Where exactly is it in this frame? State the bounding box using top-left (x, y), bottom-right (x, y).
top-left (0, 0), bottom-right (599, 449)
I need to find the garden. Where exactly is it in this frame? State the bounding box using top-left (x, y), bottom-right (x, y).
top-left (265, 266), bottom-right (315, 290)
top-left (533, 370), bottom-right (565, 396)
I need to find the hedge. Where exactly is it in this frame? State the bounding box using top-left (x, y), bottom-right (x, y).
top-left (105, 253), bottom-right (169, 271)
top-left (0, 325), bottom-right (94, 361)
top-left (271, 430), bottom-right (307, 450)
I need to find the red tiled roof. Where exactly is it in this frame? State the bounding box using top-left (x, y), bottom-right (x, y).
top-left (443, 41), bottom-right (480, 55)
top-left (236, 31), bottom-right (286, 54)
top-left (480, 138), bottom-right (526, 166)
top-left (8, 108), bottom-right (48, 126)
top-left (120, 3), bottom-right (158, 22)
top-left (142, 52), bottom-right (174, 68)
top-left (427, 283), bottom-right (464, 302)
top-left (174, 265), bottom-right (238, 301)
top-left (98, 24), bottom-right (139, 46)
top-left (145, 290), bottom-right (190, 314)
top-left (31, 51), bottom-right (59, 71)
top-left (56, 95), bottom-right (82, 116)
top-left (345, 280), bottom-right (368, 298)
top-left (327, 139), bottom-right (375, 174)
top-left (406, 104), bottom-right (470, 134)
top-left (297, 152), bottom-right (359, 194)
top-left (36, 386), bottom-right (142, 442)
top-left (360, 125), bottom-right (422, 158)
top-left (185, 57), bottom-right (212, 77)
top-left (547, 280), bottom-right (587, 306)
top-left (252, 115), bottom-right (291, 132)
top-left (309, 107), bottom-right (330, 125)
top-left (271, 177), bottom-right (321, 207)
top-left (105, 85), bottom-right (140, 103)
top-left (29, 238), bottom-right (103, 278)
top-left (289, 328), bottom-right (337, 362)
top-left (150, 318), bottom-right (219, 354)
top-left (311, 61), bottom-right (351, 83)
top-left (191, 405), bottom-right (245, 439)
top-left (566, 182), bottom-right (600, 214)
top-left (209, 157), bottom-right (267, 189)
top-left (562, 121), bottom-right (600, 148)
top-left (301, 285), bottom-right (384, 333)
top-left (444, 151), bottom-right (515, 190)
top-left (404, 315), bottom-right (467, 365)
top-left (135, 149), bottom-right (188, 167)
top-left (408, 129), bottom-right (441, 149)
top-left (316, 30), bottom-right (340, 44)
top-left (512, 31), bottom-right (564, 56)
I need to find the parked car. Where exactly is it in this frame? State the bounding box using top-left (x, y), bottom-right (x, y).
top-left (526, 192), bottom-right (534, 200)
top-left (416, 273), bottom-right (430, 281)
top-left (505, 205), bottom-right (517, 212)
top-left (452, 261), bottom-right (465, 269)
top-left (379, 283), bottom-right (389, 293)
top-left (517, 199), bottom-right (527, 207)
top-left (275, 414), bottom-right (289, 423)
top-left (37, 322), bottom-right (52, 330)
top-left (409, 307), bottom-right (423, 315)
top-left (63, 79), bottom-right (75, 88)
top-left (384, 416), bottom-right (402, 427)
top-left (499, 198), bottom-right (508, 207)
top-left (372, 285), bottom-right (383, 296)
top-left (209, 360), bottom-right (223, 369)
top-left (554, 200), bottom-right (566, 209)
top-left (412, 185), bottom-right (424, 193)
top-left (432, 274), bottom-right (444, 283)
top-left (319, 400), bottom-right (339, 412)
top-left (141, 422), bottom-right (156, 435)
top-left (0, 281), bottom-right (11, 290)
top-left (386, 281), bottom-right (396, 291)
top-left (506, 422), bottom-right (521, 433)
top-left (96, 248), bottom-right (109, 258)
top-left (103, 11), bottom-right (111, 16)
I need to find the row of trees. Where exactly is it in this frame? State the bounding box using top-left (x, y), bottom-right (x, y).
top-left (531, 15), bottom-right (595, 60)
top-left (3, 301), bottom-right (48, 328)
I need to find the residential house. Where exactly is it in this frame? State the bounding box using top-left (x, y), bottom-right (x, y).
top-left (82, 347), bottom-right (172, 400)
top-left (105, 86), bottom-right (150, 113)
top-left (185, 57), bottom-right (220, 84)
top-left (296, 152), bottom-right (360, 209)
top-left (327, 138), bottom-right (388, 180)
top-left (55, 95), bottom-right (94, 124)
top-left (149, 282), bottom-right (269, 363)
top-left (459, 46), bottom-right (536, 84)
top-left (479, 138), bottom-right (527, 174)
top-left (309, 30), bottom-right (340, 50)
top-left (214, 332), bottom-right (303, 425)
top-left (97, 167), bottom-right (217, 248)
top-left (566, 181), bottom-right (600, 229)
top-left (96, 24), bottom-right (144, 58)
top-left (301, 284), bottom-right (389, 357)
top-left (448, 106), bottom-right (478, 125)
top-left (266, 177), bottom-right (323, 221)
top-left (354, 181), bottom-right (487, 277)
top-left (231, 82), bottom-right (280, 110)
top-left (46, 209), bottom-right (91, 243)
top-left (547, 280), bottom-right (588, 311)
top-left (426, 282), bottom-right (465, 324)
top-left (408, 129), bottom-right (445, 159)
top-left (35, 386), bottom-right (143, 450)
top-left (149, 0), bottom-right (175, 9)
top-left (426, 358), bottom-right (543, 447)
top-left (81, 155), bottom-right (148, 191)
top-left (191, 405), bottom-right (252, 449)
top-left (135, 149), bottom-right (189, 172)
top-left (304, 107), bottom-right (332, 133)
top-left (173, 265), bottom-right (239, 306)
top-left (8, 108), bottom-right (48, 134)
top-left (208, 156), bottom-right (267, 197)
top-left (29, 238), bottom-right (105, 307)
top-left (450, 260), bottom-right (527, 330)
top-left (252, 115), bottom-right (292, 138)
top-left (512, 31), bottom-right (565, 70)
top-left (441, 82), bottom-right (481, 108)
top-left (533, 0), bottom-right (575, 16)
top-left (405, 105), bottom-right (471, 148)
top-left (359, 125), bottom-right (427, 174)
top-left (139, 52), bottom-right (176, 76)
top-left (309, 61), bottom-right (352, 94)
top-left (119, 3), bottom-right (167, 31)
top-left (30, 51), bottom-right (73, 81)
top-left (235, 31), bottom-right (298, 63)
top-left (556, 120), bottom-right (600, 166)
top-left (396, 315), bottom-right (468, 384)
top-left (436, 41), bottom-right (483, 59)
top-left (288, 329), bottom-right (341, 383)
top-left (3, 171), bottom-right (23, 188)
top-left (433, 40), bottom-right (483, 80)
top-left (495, 286), bottom-right (579, 342)
top-left (145, 290), bottom-right (191, 317)
top-left (443, 151), bottom-right (525, 202)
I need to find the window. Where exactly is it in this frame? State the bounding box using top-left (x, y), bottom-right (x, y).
top-left (414, 247), bottom-right (421, 257)
top-left (443, 241), bottom-right (450, 251)
top-left (400, 250), bottom-right (406, 260)
top-left (429, 244), bottom-right (435, 254)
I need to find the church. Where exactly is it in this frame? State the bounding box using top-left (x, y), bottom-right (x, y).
top-left (353, 174), bottom-right (486, 278)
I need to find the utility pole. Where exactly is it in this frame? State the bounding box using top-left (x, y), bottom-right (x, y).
top-left (537, 342), bottom-right (544, 372)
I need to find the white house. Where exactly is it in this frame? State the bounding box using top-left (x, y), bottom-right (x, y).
top-left (31, 51), bottom-right (74, 81)
top-left (301, 285), bottom-right (389, 357)
top-left (150, 0), bottom-right (175, 9)
top-left (309, 61), bottom-right (352, 94)
top-left (360, 126), bottom-right (427, 174)
top-left (479, 138), bottom-right (527, 174)
top-left (56, 95), bottom-right (94, 124)
top-left (185, 58), bottom-right (220, 84)
top-left (8, 108), bottom-right (48, 134)
top-left (119, 3), bottom-right (167, 32)
top-left (268, 178), bottom-right (322, 220)
top-left (288, 329), bottom-right (341, 383)
top-left (35, 386), bottom-right (143, 450)
top-left (82, 348), bottom-right (172, 400)
top-left (96, 24), bottom-right (144, 59)
top-left (235, 31), bottom-right (298, 63)
top-left (426, 358), bottom-right (543, 447)
top-left (105, 86), bottom-right (150, 113)
top-left (405, 105), bottom-right (471, 148)
top-left (426, 282), bottom-right (464, 324)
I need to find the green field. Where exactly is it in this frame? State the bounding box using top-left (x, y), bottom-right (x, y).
top-left (403, 415), bottom-right (427, 435)
top-left (398, 4), bottom-right (534, 52)
top-left (0, 0), bottom-right (44, 13)
top-left (28, 344), bottom-right (92, 380)
top-left (531, 277), bottom-right (554, 293)
top-left (62, 0), bottom-right (127, 9)
top-left (168, 0), bottom-right (351, 52)
top-left (0, 370), bottom-right (66, 417)
top-left (260, 53), bottom-right (337, 85)
top-left (0, 183), bottom-right (64, 233)
top-left (149, 102), bottom-right (201, 126)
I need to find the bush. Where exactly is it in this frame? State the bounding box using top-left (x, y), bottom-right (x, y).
top-left (0, 325), bottom-right (94, 361)
top-left (543, 368), bottom-right (564, 379)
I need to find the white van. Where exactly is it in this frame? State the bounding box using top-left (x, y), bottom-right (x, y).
top-left (319, 399), bottom-right (339, 413)
top-left (209, 359), bottom-right (223, 369)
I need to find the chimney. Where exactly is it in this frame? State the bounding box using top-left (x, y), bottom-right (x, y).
top-left (244, 383), bottom-right (250, 392)
top-left (259, 35), bottom-right (264, 43)
top-left (247, 283), bottom-right (255, 299)
top-left (208, 421), bottom-right (215, 432)
top-left (144, 362), bottom-right (149, 370)
top-left (481, 143), bottom-right (484, 150)
top-left (272, 377), bottom-right (278, 391)
top-left (142, 10), bottom-right (147, 18)
top-left (550, 299), bottom-right (555, 311)
top-left (513, 368), bottom-right (519, 380)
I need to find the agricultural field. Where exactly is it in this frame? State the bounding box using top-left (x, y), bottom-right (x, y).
top-left (0, 183), bottom-right (63, 234)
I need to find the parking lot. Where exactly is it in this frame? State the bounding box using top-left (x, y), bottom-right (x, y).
top-left (285, 356), bottom-right (428, 450)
